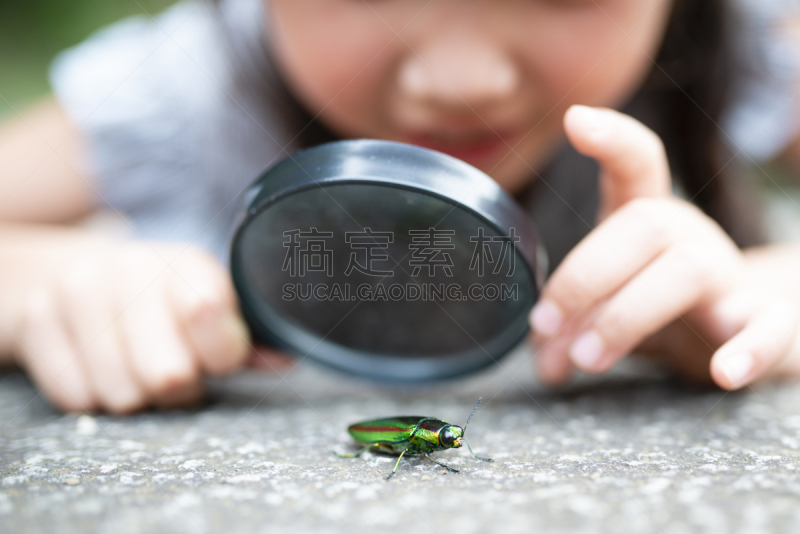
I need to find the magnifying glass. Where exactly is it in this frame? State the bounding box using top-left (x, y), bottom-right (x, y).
top-left (229, 139), bottom-right (545, 382)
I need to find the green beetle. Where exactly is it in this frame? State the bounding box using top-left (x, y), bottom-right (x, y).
top-left (335, 398), bottom-right (493, 480)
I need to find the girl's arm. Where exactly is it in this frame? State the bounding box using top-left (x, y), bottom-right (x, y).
top-left (0, 98), bottom-right (96, 363)
top-left (0, 98), bottom-right (95, 224)
top-left (0, 99), bottom-right (251, 412)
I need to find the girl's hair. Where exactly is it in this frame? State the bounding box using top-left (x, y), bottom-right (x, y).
top-left (633, 0), bottom-right (763, 246)
top-left (216, 0), bottom-right (761, 247)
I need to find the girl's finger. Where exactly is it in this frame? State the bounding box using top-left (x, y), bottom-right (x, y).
top-left (564, 105), bottom-right (671, 220)
top-left (17, 288), bottom-right (95, 412)
top-left (567, 239), bottom-right (729, 373)
top-left (534, 303), bottom-right (605, 384)
top-left (57, 266), bottom-right (145, 414)
top-left (119, 274), bottom-right (201, 405)
top-left (710, 300), bottom-right (799, 390)
top-left (532, 333), bottom-right (574, 385)
top-left (531, 196), bottom-right (689, 341)
top-left (246, 344), bottom-right (295, 372)
top-left (168, 252), bottom-right (250, 376)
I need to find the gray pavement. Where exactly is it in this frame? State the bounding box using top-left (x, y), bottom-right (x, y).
top-left (2, 346), bottom-right (800, 534)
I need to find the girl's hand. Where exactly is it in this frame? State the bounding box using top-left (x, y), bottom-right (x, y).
top-left (529, 106), bottom-right (800, 389)
top-left (12, 242), bottom-right (258, 413)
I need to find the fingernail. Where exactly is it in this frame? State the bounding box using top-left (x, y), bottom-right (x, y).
top-left (569, 105), bottom-right (608, 142)
top-left (569, 330), bottom-right (605, 370)
top-left (530, 300), bottom-right (563, 337)
top-left (719, 352), bottom-right (754, 388)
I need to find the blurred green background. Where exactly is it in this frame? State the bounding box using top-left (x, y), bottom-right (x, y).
top-left (0, 0), bottom-right (177, 118)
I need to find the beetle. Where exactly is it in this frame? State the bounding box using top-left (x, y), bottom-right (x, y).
top-left (335, 398), bottom-right (493, 480)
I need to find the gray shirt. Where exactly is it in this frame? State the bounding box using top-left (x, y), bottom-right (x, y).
top-left (51, 0), bottom-right (299, 259)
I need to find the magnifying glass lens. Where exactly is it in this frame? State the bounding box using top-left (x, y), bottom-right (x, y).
top-left (230, 140), bottom-right (543, 382)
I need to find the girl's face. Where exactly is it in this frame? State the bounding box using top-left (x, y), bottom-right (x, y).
top-left (266, 0), bottom-right (673, 193)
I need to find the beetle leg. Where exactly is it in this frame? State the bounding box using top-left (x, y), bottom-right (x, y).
top-left (423, 454), bottom-right (459, 474)
top-left (334, 444), bottom-right (373, 458)
top-left (463, 438), bottom-right (493, 462)
top-left (386, 451), bottom-right (406, 481)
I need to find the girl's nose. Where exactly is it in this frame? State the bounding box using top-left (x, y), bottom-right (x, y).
top-left (397, 35), bottom-right (520, 108)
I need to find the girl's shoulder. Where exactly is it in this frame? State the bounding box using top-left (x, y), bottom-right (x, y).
top-left (50, 0), bottom-right (256, 132)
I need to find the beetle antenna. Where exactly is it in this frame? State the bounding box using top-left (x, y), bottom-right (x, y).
top-left (462, 397), bottom-right (482, 437)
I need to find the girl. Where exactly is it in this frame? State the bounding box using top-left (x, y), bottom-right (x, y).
top-left (1, 0), bottom-right (800, 413)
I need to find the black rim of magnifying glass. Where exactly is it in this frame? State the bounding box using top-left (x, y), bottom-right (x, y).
top-left (229, 139), bottom-right (545, 382)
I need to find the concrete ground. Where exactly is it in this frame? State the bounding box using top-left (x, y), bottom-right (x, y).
top-left (2, 346), bottom-right (800, 534)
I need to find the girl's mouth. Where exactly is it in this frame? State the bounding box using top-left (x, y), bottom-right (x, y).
top-left (404, 131), bottom-right (516, 168)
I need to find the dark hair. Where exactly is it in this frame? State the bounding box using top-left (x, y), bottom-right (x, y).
top-left (632, 0), bottom-right (763, 246)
